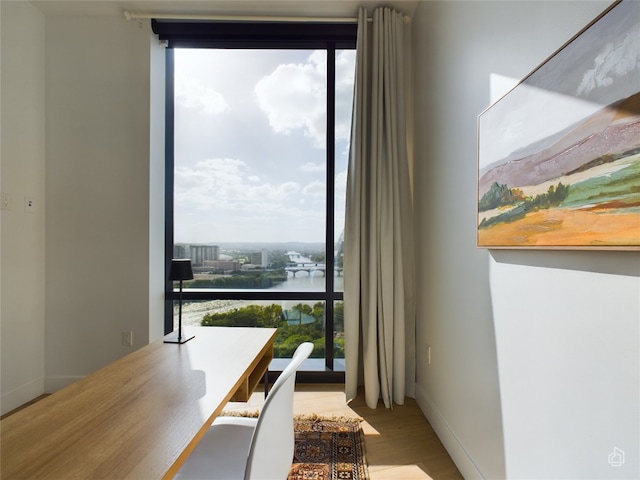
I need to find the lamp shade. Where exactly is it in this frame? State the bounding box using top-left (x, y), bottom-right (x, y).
top-left (169, 259), bottom-right (194, 281)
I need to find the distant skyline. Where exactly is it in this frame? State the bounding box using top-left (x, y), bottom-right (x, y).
top-left (173, 48), bottom-right (355, 244)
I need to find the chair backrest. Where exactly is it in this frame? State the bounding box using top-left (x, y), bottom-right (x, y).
top-left (244, 342), bottom-right (313, 480)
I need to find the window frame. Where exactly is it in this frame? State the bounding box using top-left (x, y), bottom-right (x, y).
top-left (160, 21), bottom-right (357, 382)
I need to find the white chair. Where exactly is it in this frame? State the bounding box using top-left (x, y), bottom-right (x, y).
top-left (175, 342), bottom-right (314, 480)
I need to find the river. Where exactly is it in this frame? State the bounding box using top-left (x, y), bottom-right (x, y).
top-left (178, 272), bottom-right (344, 327)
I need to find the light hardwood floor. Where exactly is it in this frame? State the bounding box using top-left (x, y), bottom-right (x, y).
top-left (3, 385), bottom-right (463, 479)
top-left (225, 384), bottom-right (464, 480)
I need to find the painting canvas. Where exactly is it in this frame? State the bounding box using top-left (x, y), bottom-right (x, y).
top-left (477, 0), bottom-right (640, 249)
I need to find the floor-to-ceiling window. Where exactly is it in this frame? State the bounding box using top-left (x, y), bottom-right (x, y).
top-left (157, 21), bottom-right (356, 380)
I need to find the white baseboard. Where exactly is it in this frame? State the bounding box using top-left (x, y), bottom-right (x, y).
top-left (45, 375), bottom-right (83, 393)
top-left (415, 383), bottom-right (484, 479)
top-left (1, 377), bottom-right (45, 415)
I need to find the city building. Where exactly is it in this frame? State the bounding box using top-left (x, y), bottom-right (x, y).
top-left (248, 249), bottom-right (268, 268)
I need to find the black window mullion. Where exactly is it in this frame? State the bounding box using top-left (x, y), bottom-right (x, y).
top-left (164, 48), bottom-right (176, 335)
top-left (152, 20), bottom-right (357, 49)
top-left (325, 45), bottom-right (336, 370)
top-left (179, 291), bottom-right (329, 302)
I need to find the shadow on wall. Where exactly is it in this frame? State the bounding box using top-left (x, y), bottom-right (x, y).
top-left (491, 249), bottom-right (640, 277)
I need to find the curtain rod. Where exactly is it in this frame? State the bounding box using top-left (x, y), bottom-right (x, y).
top-left (123, 11), bottom-right (369, 24)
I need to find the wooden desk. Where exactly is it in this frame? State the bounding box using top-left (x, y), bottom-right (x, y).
top-left (1, 326), bottom-right (276, 479)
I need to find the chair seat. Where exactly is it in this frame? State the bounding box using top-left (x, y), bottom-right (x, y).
top-left (176, 342), bottom-right (313, 480)
top-left (174, 417), bottom-right (258, 480)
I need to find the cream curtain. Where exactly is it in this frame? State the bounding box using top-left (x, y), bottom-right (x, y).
top-left (344, 7), bottom-right (416, 409)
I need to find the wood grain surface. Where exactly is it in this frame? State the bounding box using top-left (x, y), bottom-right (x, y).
top-left (1, 326), bottom-right (276, 480)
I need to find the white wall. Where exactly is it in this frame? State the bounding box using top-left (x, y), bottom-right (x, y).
top-left (491, 251), bottom-right (639, 479)
top-left (0, 1), bottom-right (46, 414)
top-left (413, 1), bottom-right (639, 479)
top-left (44, 16), bottom-right (157, 390)
top-left (0, 3), bottom-right (165, 411)
top-left (149, 34), bottom-right (166, 343)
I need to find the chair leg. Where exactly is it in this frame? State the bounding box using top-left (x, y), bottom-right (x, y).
top-left (263, 370), bottom-right (269, 398)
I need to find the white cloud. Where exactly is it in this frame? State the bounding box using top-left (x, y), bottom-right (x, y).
top-left (174, 158), bottom-right (302, 213)
top-left (335, 50), bottom-right (356, 141)
top-left (301, 161), bottom-right (325, 173)
top-left (302, 181), bottom-right (326, 199)
top-left (577, 25), bottom-right (640, 96)
top-left (255, 51), bottom-right (326, 147)
top-left (335, 169), bottom-right (348, 195)
top-left (175, 75), bottom-right (230, 115)
top-left (174, 160), bottom-right (322, 242)
top-left (254, 50), bottom-right (355, 148)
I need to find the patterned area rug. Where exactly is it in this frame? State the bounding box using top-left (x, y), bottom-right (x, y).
top-left (289, 415), bottom-right (369, 480)
top-left (221, 412), bottom-right (369, 480)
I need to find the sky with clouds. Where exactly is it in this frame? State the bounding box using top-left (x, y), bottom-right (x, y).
top-left (173, 48), bottom-right (355, 245)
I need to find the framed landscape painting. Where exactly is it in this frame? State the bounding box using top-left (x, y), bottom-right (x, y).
top-left (477, 0), bottom-right (640, 249)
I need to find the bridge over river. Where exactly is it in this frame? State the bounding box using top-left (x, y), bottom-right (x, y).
top-left (285, 263), bottom-right (343, 277)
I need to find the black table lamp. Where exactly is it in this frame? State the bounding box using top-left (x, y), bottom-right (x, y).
top-left (165, 259), bottom-right (195, 344)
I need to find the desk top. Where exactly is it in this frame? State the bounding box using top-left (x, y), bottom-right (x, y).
top-left (1, 326), bottom-right (277, 479)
